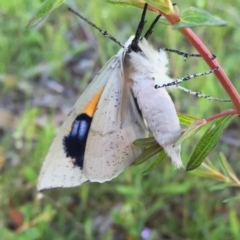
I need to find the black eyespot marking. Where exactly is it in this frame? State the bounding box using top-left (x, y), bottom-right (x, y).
top-left (63, 113), bottom-right (92, 169)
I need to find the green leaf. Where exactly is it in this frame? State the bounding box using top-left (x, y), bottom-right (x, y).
top-left (173, 7), bottom-right (227, 29)
top-left (178, 112), bottom-right (199, 126)
top-left (106, 0), bottom-right (174, 14)
top-left (142, 151), bottom-right (166, 175)
top-left (190, 169), bottom-right (219, 179)
top-left (115, 185), bottom-right (140, 195)
top-left (145, 0), bottom-right (174, 14)
top-left (223, 195), bottom-right (240, 203)
top-left (186, 115), bottom-right (236, 171)
top-left (175, 119), bottom-right (207, 145)
top-left (229, 209), bottom-right (240, 238)
top-left (133, 137), bottom-right (158, 148)
top-left (219, 152), bottom-right (240, 184)
top-left (106, 0), bottom-right (145, 8)
top-left (209, 182), bottom-right (233, 191)
top-left (27, 0), bottom-right (65, 27)
top-left (134, 145), bottom-right (162, 166)
top-left (190, 161), bottom-right (228, 182)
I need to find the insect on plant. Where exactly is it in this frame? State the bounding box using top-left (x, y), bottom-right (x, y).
top-left (37, 2), bottom-right (238, 191)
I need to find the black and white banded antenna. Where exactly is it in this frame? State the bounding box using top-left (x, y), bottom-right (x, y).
top-left (176, 86), bottom-right (231, 102)
top-left (155, 67), bottom-right (219, 88)
top-left (160, 48), bottom-right (216, 61)
top-left (68, 8), bottom-right (124, 48)
top-left (155, 67), bottom-right (231, 102)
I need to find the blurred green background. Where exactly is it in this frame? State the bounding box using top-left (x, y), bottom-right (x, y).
top-left (1, 0), bottom-right (240, 239)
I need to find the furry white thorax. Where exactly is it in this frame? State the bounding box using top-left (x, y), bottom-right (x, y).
top-left (129, 38), bottom-right (174, 86)
top-left (127, 37), bottom-right (183, 168)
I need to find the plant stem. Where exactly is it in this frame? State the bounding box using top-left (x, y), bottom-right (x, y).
top-left (205, 109), bottom-right (238, 122)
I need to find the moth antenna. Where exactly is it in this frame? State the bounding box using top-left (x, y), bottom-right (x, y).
top-left (177, 86), bottom-right (231, 102)
top-left (144, 14), bottom-right (161, 39)
top-left (132, 3), bottom-right (148, 43)
top-left (68, 8), bottom-right (124, 48)
top-left (155, 67), bottom-right (219, 88)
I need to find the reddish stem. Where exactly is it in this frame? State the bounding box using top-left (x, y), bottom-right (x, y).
top-left (205, 109), bottom-right (238, 122)
top-left (148, 7), bottom-right (240, 113)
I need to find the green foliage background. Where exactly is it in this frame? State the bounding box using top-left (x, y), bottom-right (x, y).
top-left (1, 0), bottom-right (240, 239)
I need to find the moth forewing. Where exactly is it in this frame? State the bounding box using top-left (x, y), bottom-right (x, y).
top-left (37, 55), bottom-right (123, 190)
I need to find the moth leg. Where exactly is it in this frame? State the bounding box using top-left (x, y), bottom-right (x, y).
top-left (155, 67), bottom-right (219, 88)
top-left (160, 48), bottom-right (216, 61)
top-left (177, 85), bottom-right (231, 102)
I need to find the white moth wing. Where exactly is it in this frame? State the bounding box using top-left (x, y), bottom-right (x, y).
top-left (83, 55), bottom-right (147, 182)
top-left (37, 55), bottom-right (121, 191)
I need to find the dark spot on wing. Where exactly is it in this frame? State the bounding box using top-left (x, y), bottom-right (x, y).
top-left (63, 113), bottom-right (92, 169)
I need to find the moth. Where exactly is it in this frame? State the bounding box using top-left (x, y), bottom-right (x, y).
top-left (37, 4), bottom-right (183, 190)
